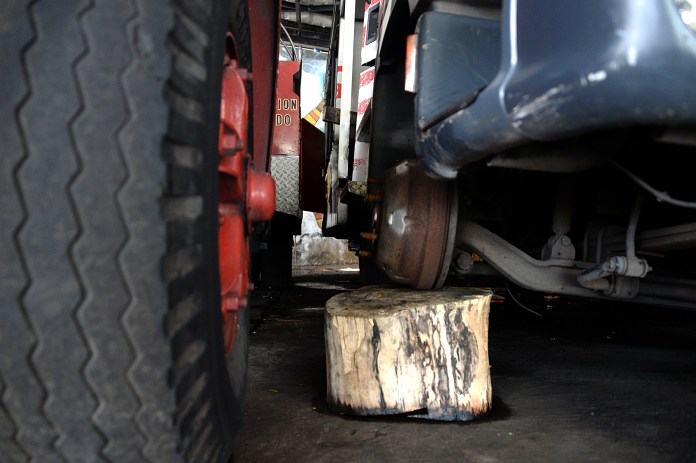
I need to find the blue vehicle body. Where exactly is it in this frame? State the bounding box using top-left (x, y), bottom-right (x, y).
top-left (352, 0), bottom-right (696, 309)
top-left (416, 1), bottom-right (696, 179)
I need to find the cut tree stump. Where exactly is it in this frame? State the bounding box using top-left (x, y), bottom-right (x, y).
top-left (325, 285), bottom-right (492, 421)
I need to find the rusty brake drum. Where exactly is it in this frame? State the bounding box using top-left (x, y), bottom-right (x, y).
top-left (375, 159), bottom-right (458, 289)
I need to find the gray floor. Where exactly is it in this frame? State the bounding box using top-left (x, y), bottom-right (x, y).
top-left (232, 270), bottom-right (696, 463)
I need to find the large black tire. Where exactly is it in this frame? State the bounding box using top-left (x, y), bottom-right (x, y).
top-left (0, 1), bottom-right (255, 462)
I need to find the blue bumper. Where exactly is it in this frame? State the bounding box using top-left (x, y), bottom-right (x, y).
top-left (416, 0), bottom-right (696, 179)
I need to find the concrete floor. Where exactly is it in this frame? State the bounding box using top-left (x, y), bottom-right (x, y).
top-left (231, 269), bottom-right (696, 463)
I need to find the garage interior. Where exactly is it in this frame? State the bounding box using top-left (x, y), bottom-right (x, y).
top-left (235, 269), bottom-right (696, 462)
top-left (231, 3), bottom-right (696, 462)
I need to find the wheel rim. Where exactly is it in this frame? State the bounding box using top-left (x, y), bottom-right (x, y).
top-left (218, 36), bottom-right (275, 355)
top-left (218, 37), bottom-right (252, 355)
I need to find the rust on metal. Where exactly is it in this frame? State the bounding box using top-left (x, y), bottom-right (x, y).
top-left (374, 159), bottom-right (458, 289)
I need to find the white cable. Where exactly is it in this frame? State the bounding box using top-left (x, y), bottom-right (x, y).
top-left (280, 39), bottom-right (294, 60)
top-left (611, 160), bottom-right (696, 208)
top-left (505, 281), bottom-right (543, 318)
top-left (280, 23), bottom-right (299, 61)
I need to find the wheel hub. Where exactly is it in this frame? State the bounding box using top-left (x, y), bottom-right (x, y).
top-left (372, 159), bottom-right (458, 290)
top-left (218, 55), bottom-right (274, 355)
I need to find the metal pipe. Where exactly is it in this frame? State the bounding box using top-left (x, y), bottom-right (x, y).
top-left (597, 221), bottom-right (696, 253)
top-left (280, 39), bottom-right (294, 60)
top-left (280, 23), bottom-right (298, 60)
top-left (295, 0), bottom-right (302, 35)
top-left (281, 11), bottom-right (335, 28)
top-left (337, 0), bottom-right (356, 179)
top-left (576, 261), bottom-right (614, 288)
top-left (454, 218), bottom-right (696, 309)
top-left (626, 192), bottom-right (644, 259)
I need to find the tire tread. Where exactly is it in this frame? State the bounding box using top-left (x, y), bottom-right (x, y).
top-left (0, 0), bottom-right (249, 461)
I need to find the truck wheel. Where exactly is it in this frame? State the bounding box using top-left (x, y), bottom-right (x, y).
top-left (0, 1), bottom-right (262, 462)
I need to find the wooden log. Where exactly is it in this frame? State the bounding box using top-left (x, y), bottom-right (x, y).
top-left (325, 285), bottom-right (492, 421)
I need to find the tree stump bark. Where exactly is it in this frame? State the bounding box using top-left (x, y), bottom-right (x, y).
top-left (325, 285), bottom-right (492, 421)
